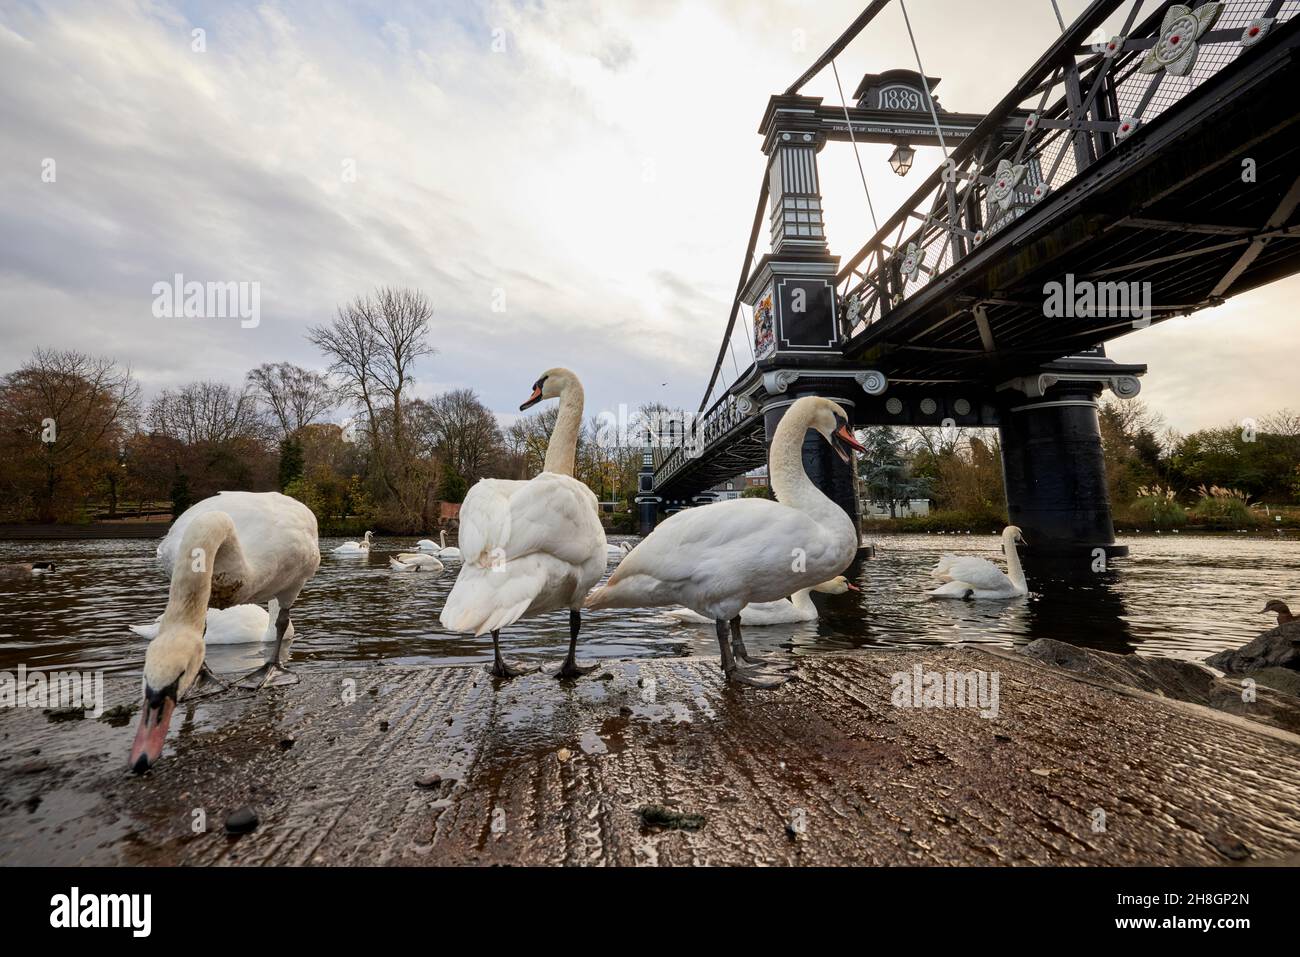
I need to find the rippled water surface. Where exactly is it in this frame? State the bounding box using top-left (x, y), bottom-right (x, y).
top-left (2, 532), bottom-right (1297, 676)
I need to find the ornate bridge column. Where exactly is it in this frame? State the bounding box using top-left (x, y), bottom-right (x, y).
top-left (635, 446), bottom-right (660, 536)
top-left (997, 355), bottom-right (1144, 561)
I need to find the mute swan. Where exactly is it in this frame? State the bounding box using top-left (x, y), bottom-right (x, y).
top-left (130, 491), bottom-right (320, 773)
top-left (416, 538), bottom-right (441, 553)
top-left (129, 604), bottom-right (295, 645)
top-left (439, 368), bottom-right (606, 679)
top-left (1262, 599), bottom-right (1296, 626)
top-left (333, 530), bottom-right (373, 553)
top-left (668, 575), bottom-right (859, 626)
top-left (0, 561), bottom-right (55, 579)
top-left (606, 541), bottom-right (633, 559)
top-left (587, 396), bottom-right (864, 687)
top-left (436, 530), bottom-right (461, 560)
top-left (390, 553), bottom-right (445, 573)
top-left (929, 526), bottom-right (1028, 599)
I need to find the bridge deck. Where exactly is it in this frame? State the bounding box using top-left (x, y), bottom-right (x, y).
top-left (4, 649), bottom-right (1299, 866)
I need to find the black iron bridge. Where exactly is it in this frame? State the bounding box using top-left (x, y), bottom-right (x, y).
top-left (639, 0), bottom-right (1300, 558)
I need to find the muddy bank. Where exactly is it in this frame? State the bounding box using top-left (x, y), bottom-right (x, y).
top-left (2, 649), bottom-right (1299, 866)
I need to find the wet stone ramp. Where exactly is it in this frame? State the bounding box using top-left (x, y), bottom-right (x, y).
top-left (2, 650), bottom-right (1299, 866)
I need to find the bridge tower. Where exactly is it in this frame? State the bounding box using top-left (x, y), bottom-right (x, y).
top-left (746, 95), bottom-right (862, 532)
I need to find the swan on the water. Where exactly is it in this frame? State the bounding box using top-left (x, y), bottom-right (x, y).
top-left (333, 530), bottom-right (373, 554)
top-left (668, 575), bottom-right (858, 626)
top-left (129, 604), bottom-right (295, 645)
top-left (130, 491), bottom-right (320, 773)
top-left (586, 396), bottom-right (864, 687)
top-left (439, 368), bottom-right (606, 679)
top-left (436, 530), bottom-right (461, 560)
top-left (929, 526), bottom-right (1029, 599)
top-left (390, 553), bottom-right (445, 573)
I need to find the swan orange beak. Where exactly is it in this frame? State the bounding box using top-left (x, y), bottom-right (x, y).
top-left (129, 685), bottom-right (177, 774)
top-left (519, 385), bottom-right (543, 411)
top-left (845, 581), bottom-right (860, 591)
top-left (830, 423), bottom-right (866, 463)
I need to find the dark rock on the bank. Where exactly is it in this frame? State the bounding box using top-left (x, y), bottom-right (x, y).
top-left (1019, 638), bottom-right (1300, 735)
top-left (224, 806), bottom-right (259, 835)
top-left (1205, 621), bottom-right (1300, 674)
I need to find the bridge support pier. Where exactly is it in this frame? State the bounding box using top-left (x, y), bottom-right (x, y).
top-left (997, 380), bottom-right (1126, 563)
top-left (763, 395), bottom-right (861, 535)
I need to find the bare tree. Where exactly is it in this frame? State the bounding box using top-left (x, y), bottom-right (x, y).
top-left (307, 287), bottom-right (436, 527)
top-left (415, 388), bottom-right (503, 483)
top-left (245, 362), bottom-right (335, 439)
top-left (147, 381), bottom-right (266, 445)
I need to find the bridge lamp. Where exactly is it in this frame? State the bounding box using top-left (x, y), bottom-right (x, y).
top-left (888, 143), bottom-right (915, 176)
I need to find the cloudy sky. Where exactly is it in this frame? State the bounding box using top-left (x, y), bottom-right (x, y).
top-left (1, 0), bottom-right (1295, 435)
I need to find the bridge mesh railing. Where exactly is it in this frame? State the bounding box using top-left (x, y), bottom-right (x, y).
top-left (837, 0), bottom-right (1297, 339)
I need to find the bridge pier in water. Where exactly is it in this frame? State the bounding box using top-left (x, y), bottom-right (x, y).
top-left (997, 359), bottom-right (1143, 562)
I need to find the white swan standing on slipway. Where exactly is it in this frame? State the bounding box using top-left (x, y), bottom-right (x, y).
top-left (389, 552), bottom-right (445, 573)
top-left (929, 526), bottom-right (1029, 599)
top-left (436, 530), bottom-right (461, 560)
top-left (668, 575), bottom-right (859, 627)
top-left (587, 396), bottom-right (864, 687)
top-left (129, 604), bottom-right (295, 645)
top-left (439, 368), bottom-right (606, 679)
top-left (333, 530), bottom-right (372, 554)
top-left (130, 491), bottom-right (320, 773)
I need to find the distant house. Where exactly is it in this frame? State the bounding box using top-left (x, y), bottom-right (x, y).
top-left (706, 466), bottom-right (769, 502)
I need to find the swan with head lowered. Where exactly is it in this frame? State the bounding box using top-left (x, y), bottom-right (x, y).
top-left (929, 526), bottom-right (1028, 599)
top-left (439, 368), bottom-right (606, 679)
top-left (668, 575), bottom-right (859, 626)
top-left (129, 491), bottom-right (320, 774)
top-left (586, 396), bottom-right (864, 687)
top-left (333, 530), bottom-right (372, 554)
top-left (389, 552), bottom-right (445, 573)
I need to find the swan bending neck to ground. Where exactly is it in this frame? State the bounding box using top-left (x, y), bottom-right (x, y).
top-left (587, 396), bottom-right (864, 687)
top-left (130, 491), bottom-right (320, 773)
top-left (439, 368), bottom-right (606, 679)
top-left (929, 526), bottom-right (1028, 600)
top-left (669, 575), bottom-right (858, 626)
top-left (333, 530), bottom-right (372, 553)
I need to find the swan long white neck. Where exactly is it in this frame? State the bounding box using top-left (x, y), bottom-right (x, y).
top-left (161, 512), bottom-right (246, 634)
top-left (788, 588), bottom-right (816, 614)
top-left (1003, 529), bottom-right (1027, 590)
top-left (768, 402), bottom-right (837, 518)
top-left (543, 379), bottom-right (584, 477)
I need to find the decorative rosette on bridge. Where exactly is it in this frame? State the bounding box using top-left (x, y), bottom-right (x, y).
top-left (1101, 35), bottom-right (1125, 57)
top-left (1241, 18), bottom-right (1273, 47)
top-left (1116, 116), bottom-right (1141, 141)
top-left (845, 294), bottom-right (864, 327)
top-left (897, 242), bottom-right (923, 282)
top-left (1139, 3), bottom-right (1223, 77)
top-left (991, 159), bottom-right (1027, 212)
top-left (1031, 182), bottom-right (1050, 203)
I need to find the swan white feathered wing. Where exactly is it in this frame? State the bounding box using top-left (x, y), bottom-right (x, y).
top-left (439, 473), bottom-right (606, 636)
top-left (932, 555), bottom-right (1012, 591)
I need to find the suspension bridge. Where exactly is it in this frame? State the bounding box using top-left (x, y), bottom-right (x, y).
top-left (636, 0), bottom-right (1300, 559)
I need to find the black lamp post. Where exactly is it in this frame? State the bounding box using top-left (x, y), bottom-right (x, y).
top-left (889, 143), bottom-right (915, 176)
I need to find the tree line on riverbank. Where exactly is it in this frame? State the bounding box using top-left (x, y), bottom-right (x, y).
top-left (858, 400), bottom-right (1300, 530)
top-left (0, 287), bottom-right (647, 534)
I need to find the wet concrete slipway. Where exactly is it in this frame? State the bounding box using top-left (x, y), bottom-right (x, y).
top-left (2, 648), bottom-right (1299, 866)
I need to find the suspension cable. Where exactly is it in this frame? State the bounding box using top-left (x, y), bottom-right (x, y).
top-left (1049, 0), bottom-right (1066, 30)
top-left (832, 58), bottom-right (880, 235)
top-left (899, 0), bottom-right (948, 159)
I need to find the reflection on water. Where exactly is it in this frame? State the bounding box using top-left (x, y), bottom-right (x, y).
top-left (1, 532), bottom-right (1297, 676)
